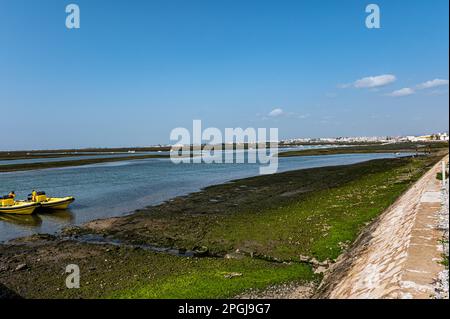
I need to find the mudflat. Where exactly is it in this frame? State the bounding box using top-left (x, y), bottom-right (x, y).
top-left (0, 154), bottom-right (170, 173)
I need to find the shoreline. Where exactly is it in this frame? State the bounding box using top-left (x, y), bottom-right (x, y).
top-left (0, 142), bottom-right (381, 158)
top-left (279, 141), bottom-right (448, 157)
top-left (2, 142), bottom-right (447, 173)
top-left (0, 152), bottom-right (447, 298)
top-left (0, 154), bottom-right (170, 173)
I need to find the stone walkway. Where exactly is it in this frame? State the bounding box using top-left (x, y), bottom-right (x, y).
top-left (320, 156), bottom-right (449, 299)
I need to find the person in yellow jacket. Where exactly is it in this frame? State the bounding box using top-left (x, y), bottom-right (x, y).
top-left (31, 190), bottom-right (37, 202)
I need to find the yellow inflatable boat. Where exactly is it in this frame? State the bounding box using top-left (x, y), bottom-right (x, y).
top-left (39, 197), bottom-right (75, 210)
top-left (30, 191), bottom-right (75, 210)
top-left (0, 197), bottom-right (39, 215)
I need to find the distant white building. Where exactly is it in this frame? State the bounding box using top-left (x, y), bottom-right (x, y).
top-left (400, 133), bottom-right (448, 142)
top-left (439, 132), bottom-right (449, 141)
top-left (281, 133), bottom-right (448, 144)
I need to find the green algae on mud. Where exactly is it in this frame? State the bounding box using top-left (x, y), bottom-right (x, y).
top-left (0, 236), bottom-right (316, 299)
top-left (110, 257), bottom-right (315, 299)
top-left (78, 155), bottom-right (442, 262)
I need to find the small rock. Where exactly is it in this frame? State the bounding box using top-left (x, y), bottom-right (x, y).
top-left (314, 266), bottom-right (327, 274)
top-left (310, 258), bottom-right (320, 266)
top-left (299, 255), bottom-right (310, 262)
top-left (224, 252), bottom-right (244, 260)
top-left (224, 272), bottom-right (242, 279)
top-left (15, 263), bottom-right (27, 271)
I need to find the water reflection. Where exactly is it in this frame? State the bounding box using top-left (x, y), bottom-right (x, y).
top-left (0, 209), bottom-right (75, 238)
top-left (0, 214), bottom-right (42, 228)
top-left (38, 209), bottom-right (75, 224)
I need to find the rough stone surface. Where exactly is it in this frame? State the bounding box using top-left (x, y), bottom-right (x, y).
top-left (434, 171), bottom-right (448, 299)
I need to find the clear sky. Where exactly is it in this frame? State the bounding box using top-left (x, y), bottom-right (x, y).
top-left (0, 0), bottom-right (448, 150)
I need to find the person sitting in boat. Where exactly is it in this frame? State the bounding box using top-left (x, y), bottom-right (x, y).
top-left (8, 191), bottom-right (15, 199)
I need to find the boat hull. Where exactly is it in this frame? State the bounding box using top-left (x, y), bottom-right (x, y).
top-left (39, 197), bottom-right (75, 210)
top-left (0, 203), bottom-right (38, 215)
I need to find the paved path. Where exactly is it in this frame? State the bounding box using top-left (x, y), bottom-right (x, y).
top-left (320, 156), bottom-right (448, 299)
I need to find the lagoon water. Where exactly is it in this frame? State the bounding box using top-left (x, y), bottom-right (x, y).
top-left (0, 152), bottom-right (169, 166)
top-left (0, 151), bottom-right (409, 242)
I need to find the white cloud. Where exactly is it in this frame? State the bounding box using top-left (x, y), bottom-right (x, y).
top-left (388, 87), bottom-right (415, 97)
top-left (387, 78), bottom-right (449, 97)
top-left (268, 108), bottom-right (284, 117)
top-left (416, 79), bottom-right (449, 90)
top-left (260, 108), bottom-right (309, 120)
top-left (353, 74), bottom-right (396, 88)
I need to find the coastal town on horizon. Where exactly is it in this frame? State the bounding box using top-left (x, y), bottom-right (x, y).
top-left (280, 131), bottom-right (450, 144)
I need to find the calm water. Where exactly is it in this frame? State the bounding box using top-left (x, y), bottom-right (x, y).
top-left (0, 152), bottom-right (408, 242)
top-left (0, 152), bottom-right (168, 166)
top-left (0, 145), bottom-right (341, 165)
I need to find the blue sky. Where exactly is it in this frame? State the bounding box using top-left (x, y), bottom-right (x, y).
top-left (0, 0), bottom-right (448, 150)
